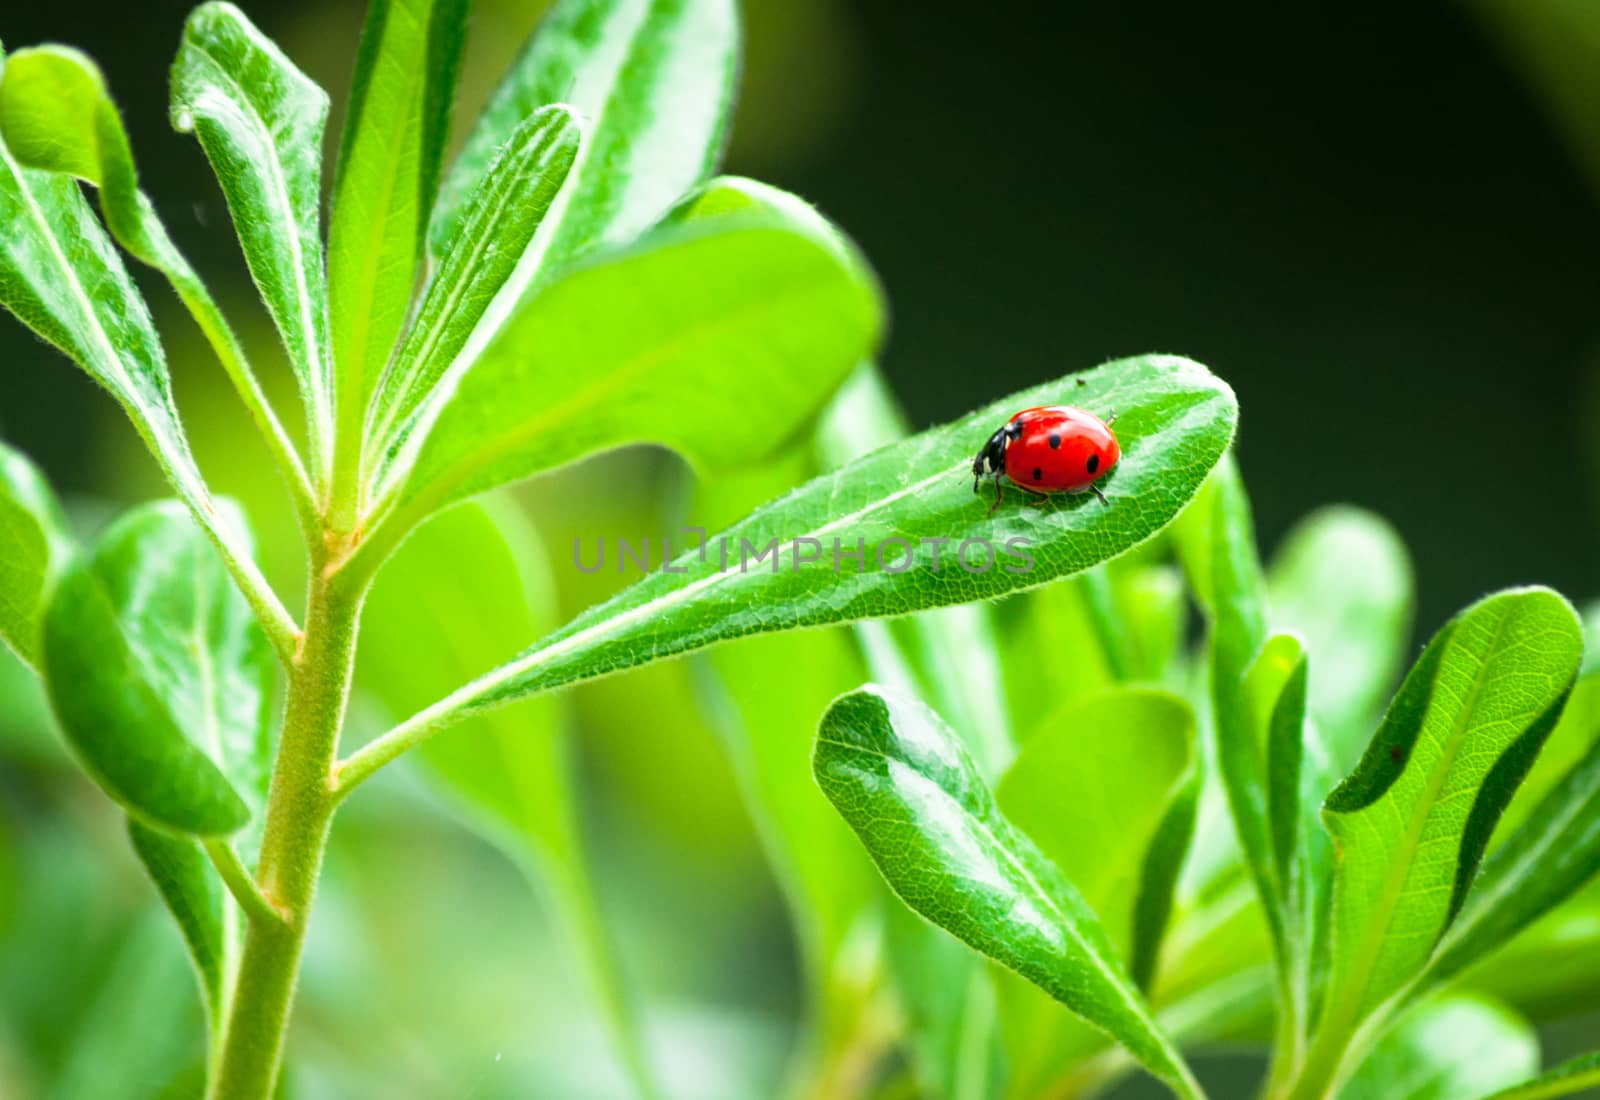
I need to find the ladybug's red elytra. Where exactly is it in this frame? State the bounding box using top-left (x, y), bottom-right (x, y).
top-left (971, 405), bottom-right (1121, 515)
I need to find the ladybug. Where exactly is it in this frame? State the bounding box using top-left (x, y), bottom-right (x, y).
top-left (971, 405), bottom-right (1121, 515)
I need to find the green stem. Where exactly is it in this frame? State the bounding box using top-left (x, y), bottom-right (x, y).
top-left (203, 838), bottom-right (288, 929)
top-left (207, 564), bottom-right (366, 1100)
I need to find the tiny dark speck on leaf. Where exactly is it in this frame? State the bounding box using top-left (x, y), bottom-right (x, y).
top-left (1389, 746), bottom-right (1405, 764)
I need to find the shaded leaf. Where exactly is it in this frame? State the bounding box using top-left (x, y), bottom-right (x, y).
top-left (40, 500), bottom-right (273, 835)
top-left (0, 441), bottom-right (72, 666)
top-left (815, 685), bottom-right (1203, 1099)
top-left (1338, 995), bottom-right (1537, 1100)
top-left (171, 2), bottom-right (334, 480)
top-left (1319, 588), bottom-right (1581, 1033)
top-left (126, 819), bottom-right (229, 1030)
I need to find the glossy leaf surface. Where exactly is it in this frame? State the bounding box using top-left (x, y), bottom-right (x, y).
top-left (352, 356), bottom-right (1234, 763)
top-left (814, 685), bottom-right (1203, 1099)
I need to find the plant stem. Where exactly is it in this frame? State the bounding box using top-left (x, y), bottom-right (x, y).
top-left (203, 838), bottom-right (288, 928)
top-left (208, 562), bottom-right (366, 1100)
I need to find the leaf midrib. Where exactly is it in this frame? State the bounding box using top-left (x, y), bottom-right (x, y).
top-left (189, 37), bottom-right (329, 449)
top-left (815, 730), bottom-right (1172, 1060)
top-left (1334, 606), bottom-right (1514, 1015)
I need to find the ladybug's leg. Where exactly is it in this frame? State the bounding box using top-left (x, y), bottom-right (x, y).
top-left (1089, 485), bottom-right (1109, 505)
top-left (1104, 408), bottom-right (1119, 427)
top-left (1020, 486), bottom-right (1051, 506)
top-left (987, 472), bottom-right (1005, 516)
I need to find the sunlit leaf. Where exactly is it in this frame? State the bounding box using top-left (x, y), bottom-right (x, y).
top-left (171, 2), bottom-right (334, 481)
top-left (1482, 1051), bottom-right (1600, 1100)
top-left (1319, 588), bottom-right (1581, 1032)
top-left (430, 0), bottom-right (736, 282)
top-left (1338, 995), bottom-right (1537, 1100)
top-left (340, 356), bottom-right (1235, 790)
top-left (329, 0), bottom-right (466, 462)
top-left (0, 44), bottom-right (314, 524)
top-left (1422, 703), bottom-right (1600, 993)
top-left (0, 47), bottom-right (292, 649)
top-left (815, 685), bottom-right (1204, 1100)
top-left (363, 106), bottom-right (580, 495)
top-left (371, 177), bottom-right (882, 531)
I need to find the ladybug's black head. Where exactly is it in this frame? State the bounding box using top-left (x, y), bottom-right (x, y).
top-left (972, 426), bottom-right (1010, 490)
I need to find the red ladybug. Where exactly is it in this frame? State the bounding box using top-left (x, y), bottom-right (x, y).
top-left (971, 405), bottom-right (1120, 515)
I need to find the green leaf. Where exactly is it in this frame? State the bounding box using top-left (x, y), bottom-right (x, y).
top-left (0, 441), bottom-right (72, 667)
top-left (1318, 588), bottom-right (1582, 1033)
top-left (0, 52), bottom-right (295, 653)
top-left (40, 500), bottom-right (274, 835)
top-left (816, 686), bottom-right (1203, 1099)
top-left (1422, 692), bottom-right (1600, 991)
top-left (357, 499), bottom-right (659, 1098)
top-left (1495, 670), bottom-right (1600, 844)
top-left (369, 177), bottom-right (883, 531)
top-left (329, 0), bottom-right (466, 464)
top-left (171, 2), bottom-right (334, 482)
top-left (0, 44), bottom-right (315, 523)
top-left (1268, 506), bottom-right (1414, 772)
top-left (126, 818), bottom-right (230, 1030)
top-left (1338, 995), bottom-right (1538, 1100)
top-left (813, 364), bottom-right (1016, 780)
top-left (341, 356), bottom-right (1235, 789)
top-left (1182, 459), bottom-right (1293, 960)
top-left (991, 688), bottom-right (1197, 1097)
top-left (1483, 1052), bottom-right (1600, 1100)
top-left (430, 0), bottom-right (736, 282)
top-left (363, 105), bottom-right (581, 493)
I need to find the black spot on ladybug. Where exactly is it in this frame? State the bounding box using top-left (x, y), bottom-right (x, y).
top-left (1087, 453), bottom-right (1101, 474)
top-left (1048, 431), bottom-right (1061, 450)
top-left (1032, 467), bottom-right (1043, 482)
top-left (1389, 746), bottom-right (1405, 764)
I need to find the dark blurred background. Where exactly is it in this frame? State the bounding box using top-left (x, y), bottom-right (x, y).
top-left (2, 2), bottom-right (1599, 1096)
top-left (3, 0), bottom-right (1598, 631)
